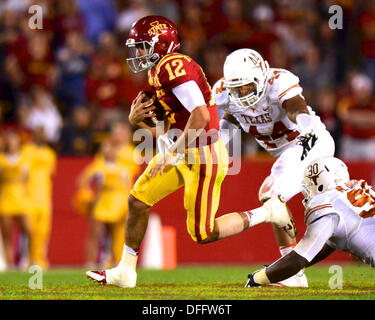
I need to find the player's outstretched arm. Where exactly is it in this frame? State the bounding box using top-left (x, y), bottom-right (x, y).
top-left (282, 95), bottom-right (309, 124)
top-left (245, 251), bottom-right (309, 287)
top-left (246, 213), bottom-right (338, 287)
top-left (306, 244), bottom-right (336, 267)
top-left (283, 95), bottom-right (319, 160)
top-left (219, 112), bottom-right (241, 146)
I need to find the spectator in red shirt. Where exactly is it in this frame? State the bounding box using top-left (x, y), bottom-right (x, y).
top-left (316, 87), bottom-right (341, 153)
top-left (338, 73), bottom-right (375, 160)
top-left (55, 0), bottom-right (85, 46)
top-left (86, 32), bottom-right (128, 129)
top-left (219, 0), bottom-right (252, 52)
top-left (178, 1), bottom-right (207, 62)
top-left (6, 32), bottom-right (56, 95)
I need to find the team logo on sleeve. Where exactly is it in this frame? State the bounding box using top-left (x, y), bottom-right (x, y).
top-left (148, 21), bottom-right (169, 36)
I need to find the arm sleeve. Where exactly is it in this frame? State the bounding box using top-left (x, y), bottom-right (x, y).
top-left (171, 80), bottom-right (206, 112)
top-left (219, 118), bottom-right (240, 146)
top-left (278, 71), bottom-right (303, 105)
top-left (265, 214), bottom-right (339, 283)
top-left (294, 213), bottom-right (339, 262)
top-left (212, 78), bottom-right (230, 119)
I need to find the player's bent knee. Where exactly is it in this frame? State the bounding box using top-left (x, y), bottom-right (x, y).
top-left (128, 194), bottom-right (150, 212)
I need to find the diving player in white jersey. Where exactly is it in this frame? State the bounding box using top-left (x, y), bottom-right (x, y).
top-left (245, 156), bottom-right (375, 287)
top-left (213, 49), bottom-right (335, 278)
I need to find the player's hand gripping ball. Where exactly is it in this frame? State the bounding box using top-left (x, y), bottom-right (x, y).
top-left (141, 91), bottom-right (166, 127)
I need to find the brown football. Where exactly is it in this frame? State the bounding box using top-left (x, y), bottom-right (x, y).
top-left (141, 91), bottom-right (166, 127)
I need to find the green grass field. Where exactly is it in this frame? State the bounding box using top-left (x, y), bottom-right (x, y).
top-left (0, 264), bottom-right (374, 300)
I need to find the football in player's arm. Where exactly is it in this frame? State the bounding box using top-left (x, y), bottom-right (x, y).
top-left (246, 156), bottom-right (375, 287)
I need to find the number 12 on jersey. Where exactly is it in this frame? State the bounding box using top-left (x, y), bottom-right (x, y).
top-left (165, 59), bottom-right (186, 81)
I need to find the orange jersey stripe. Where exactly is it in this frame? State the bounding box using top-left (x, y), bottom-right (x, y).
top-left (304, 204), bottom-right (333, 223)
top-left (279, 243), bottom-right (297, 250)
top-left (278, 84), bottom-right (300, 99)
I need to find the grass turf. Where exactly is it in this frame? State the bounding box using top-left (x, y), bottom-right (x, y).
top-left (0, 264), bottom-right (374, 300)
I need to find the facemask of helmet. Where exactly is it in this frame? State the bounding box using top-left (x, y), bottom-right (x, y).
top-left (302, 157), bottom-right (350, 202)
top-left (126, 38), bottom-right (160, 73)
top-left (223, 49), bottom-right (269, 109)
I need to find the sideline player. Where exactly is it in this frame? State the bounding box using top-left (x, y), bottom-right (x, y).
top-left (246, 156), bottom-right (375, 287)
top-left (86, 16), bottom-right (294, 288)
top-left (213, 49), bottom-right (335, 283)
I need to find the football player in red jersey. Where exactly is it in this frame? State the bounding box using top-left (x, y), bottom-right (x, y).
top-left (86, 16), bottom-right (295, 288)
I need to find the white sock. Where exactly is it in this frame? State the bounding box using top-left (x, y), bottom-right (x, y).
top-left (117, 245), bottom-right (138, 271)
top-left (244, 207), bottom-right (269, 227)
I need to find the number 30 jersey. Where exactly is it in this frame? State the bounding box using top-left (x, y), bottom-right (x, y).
top-left (213, 68), bottom-right (327, 157)
top-left (303, 180), bottom-right (375, 263)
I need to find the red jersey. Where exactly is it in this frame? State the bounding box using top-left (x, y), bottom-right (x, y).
top-left (147, 52), bottom-right (219, 133)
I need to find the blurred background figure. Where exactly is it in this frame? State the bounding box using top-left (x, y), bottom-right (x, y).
top-left (59, 106), bottom-right (94, 156)
top-left (22, 126), bottom-right (56, 270)
top-left (338, 73), bottom-right (375, 160)
top-left (358, 1), bottom-right (375, 87)
top-left (178, 1), bottom-right (206, 63)
top-left (77, 0), bottom-right (117, 46)
top-left (293, 43), bottom-right (335, 107)
top-left (219, 0), bottom-right (252, 52)
top-left (315, 87), bottom-right (341, 153)
top-left (116, 0), bottom-right (151, 37)
top-left (74, 138), bottom-right (133, 268)
top-left (54, 31), bottom-right (92, 116)
top-left (110, 120), bottom-right (140, 180)
top-left (248, 4), bottom-right (278, 62)
top-left (24, 85), bottom-right (62, 148)
top-left (0, 131), bottom-right (30, 269)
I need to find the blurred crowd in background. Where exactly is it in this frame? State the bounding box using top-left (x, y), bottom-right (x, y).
top-left (0, 0), bottom-right (374, 159)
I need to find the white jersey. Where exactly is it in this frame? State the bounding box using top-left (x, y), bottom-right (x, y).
top-left (304, 179), bottom-right (375, 225)
top-left (295, 180), bottom-right (375, 266)
top-left (213, 68), bottom-right (327, 157)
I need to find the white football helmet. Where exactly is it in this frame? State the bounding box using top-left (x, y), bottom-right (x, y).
top-left (223, 48), bottom-right (269, 109)
top-left (302, 157), bottom-right (350, 202)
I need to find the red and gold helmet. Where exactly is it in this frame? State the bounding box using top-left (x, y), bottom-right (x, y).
top-left (126, 15), bottom-right (180, 73)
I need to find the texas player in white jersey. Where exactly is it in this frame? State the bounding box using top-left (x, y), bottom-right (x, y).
top-left (245, 157), bottom-right (375, 287)
top-left (213, 49), bottom-right (335, 267)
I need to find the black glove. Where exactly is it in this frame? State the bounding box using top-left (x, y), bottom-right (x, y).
top-left (297, 132), bottom-right (318, 161)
